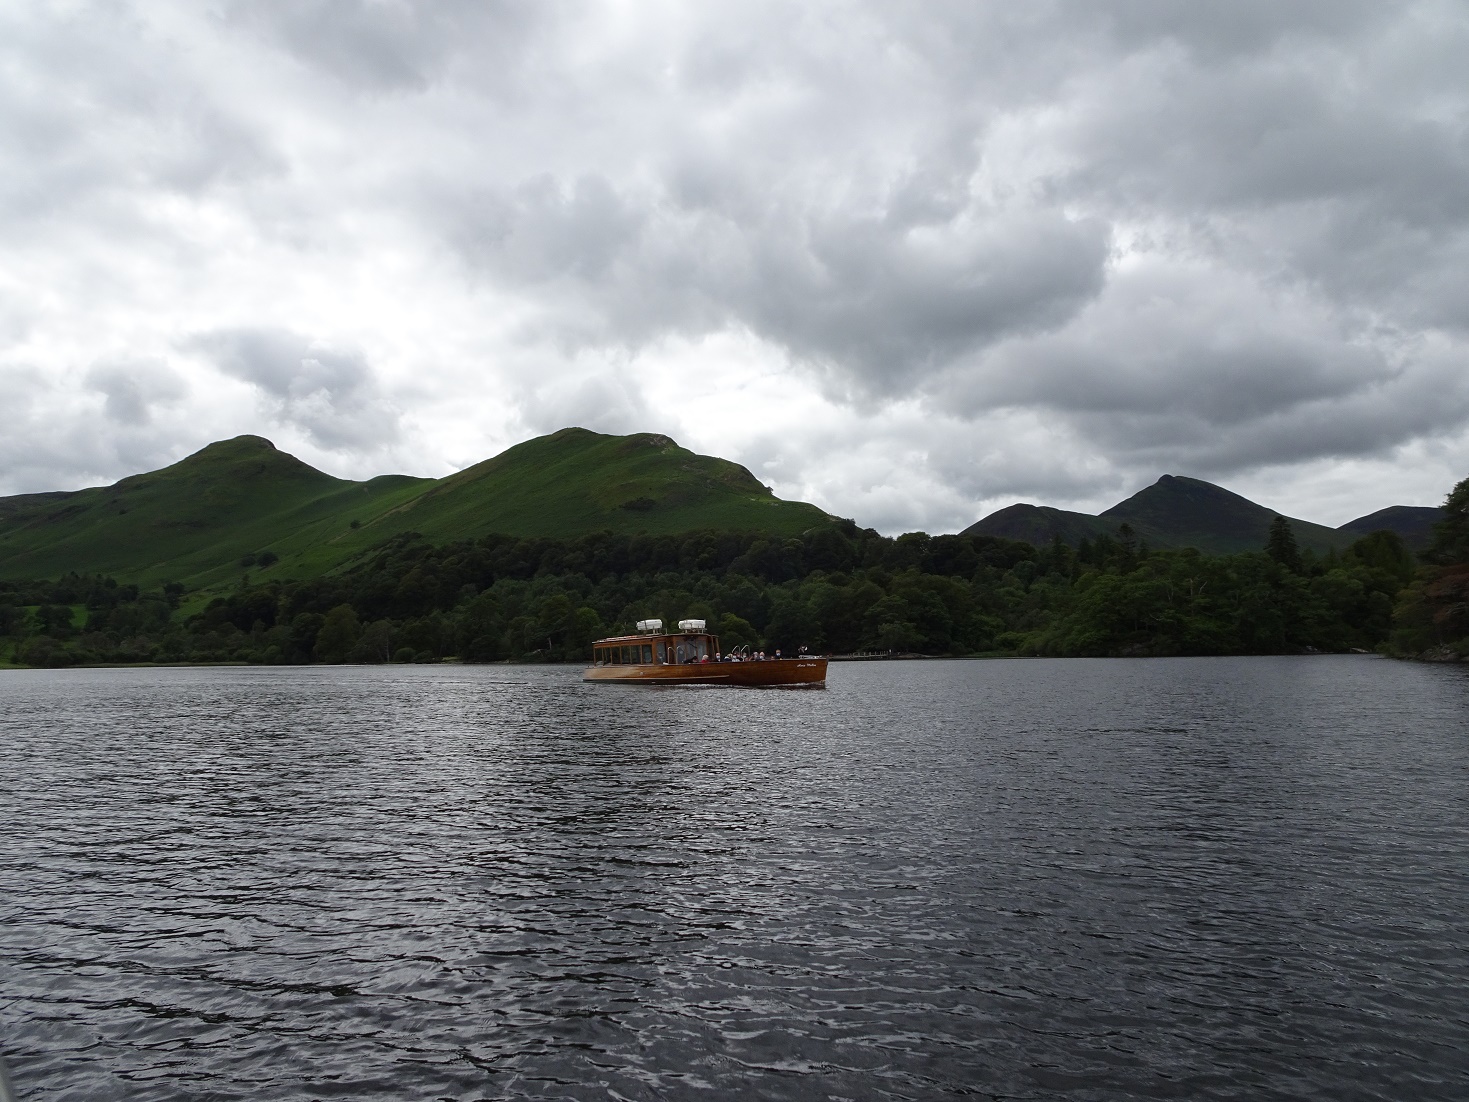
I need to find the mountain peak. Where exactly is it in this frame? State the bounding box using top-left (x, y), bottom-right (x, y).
top-left (194, 434), bottom-right (279, 456)
top-left (967, 473), bottom-right (1349, 555)
top-left (163, 434), bottom-right (326, 477)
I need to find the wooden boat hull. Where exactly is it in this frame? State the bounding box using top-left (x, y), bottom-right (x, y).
top-left (583, 658), bottom-right (827, 686)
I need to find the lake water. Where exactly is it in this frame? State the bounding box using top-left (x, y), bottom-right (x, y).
top-left (1, 657), bottom-right (1466, 1101)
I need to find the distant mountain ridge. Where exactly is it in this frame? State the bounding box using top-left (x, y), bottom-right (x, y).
top-left (0, 429), bottom-right (831, 589)
top-left (1335, 505), bottom-right (1444, 548)
top-left (964, 474), bottom-right (1442, 555)
top-left (1, 437), bottom-right (1443, 591)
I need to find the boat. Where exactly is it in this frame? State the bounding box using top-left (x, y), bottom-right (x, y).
top-left (583, 618), bottom-right (827, 686)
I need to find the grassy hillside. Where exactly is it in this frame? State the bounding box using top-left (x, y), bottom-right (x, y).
top-left (0, 437), bottom-right (431, 590)
top-left (0, 429), bottom-right (831, 590)
top-left (373, 429), bottom-right (828, 542)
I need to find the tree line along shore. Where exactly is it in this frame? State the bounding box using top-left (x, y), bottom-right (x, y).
top-left (3, 474), bottom-right (1466, 669)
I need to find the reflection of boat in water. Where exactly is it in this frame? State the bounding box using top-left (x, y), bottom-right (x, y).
top-left (583, 619), bottom-right (827, 686)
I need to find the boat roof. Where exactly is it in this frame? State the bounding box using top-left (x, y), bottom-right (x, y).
top-left (593, 630), bottom-right (716, 645)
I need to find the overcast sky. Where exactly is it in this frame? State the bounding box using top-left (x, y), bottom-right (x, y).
top-left (3, 1), bottom-right (1467, 532)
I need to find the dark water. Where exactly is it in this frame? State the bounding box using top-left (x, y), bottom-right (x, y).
top-left (1, 657), bottom-right (1466, 1101)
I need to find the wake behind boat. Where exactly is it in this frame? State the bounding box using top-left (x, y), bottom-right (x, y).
top-left (583, 619), bottom-right (827, 686)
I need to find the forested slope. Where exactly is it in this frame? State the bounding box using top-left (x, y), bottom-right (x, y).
top-left (1387, 476), bottom-right (1469, 659)
top-left (1, 520), bottom-right (1415, 667)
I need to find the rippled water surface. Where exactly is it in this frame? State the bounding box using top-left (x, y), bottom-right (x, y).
top-left (2, 657), bottom-right (1467, 1100)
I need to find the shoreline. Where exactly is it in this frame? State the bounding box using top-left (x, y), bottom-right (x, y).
top-left (0, 651), bottom-right (1405, 672)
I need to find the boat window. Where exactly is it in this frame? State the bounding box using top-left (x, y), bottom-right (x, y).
top-left (641, 644), bottom-right (653, 663)
top-left (657, 642), bottom-right (667, 664)
top-left (594, 648), bottom-right (604, 665)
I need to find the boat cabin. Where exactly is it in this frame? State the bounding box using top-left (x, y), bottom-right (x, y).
top-left (590, 619), bottom-right (720, 667)
top-left (584, 617), bottom-right (826, 686)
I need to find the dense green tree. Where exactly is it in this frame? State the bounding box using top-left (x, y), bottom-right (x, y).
top-left (289, 612), bottom-right (325, 663)
top-left (714, 612), bottom-right (758, 650)
top-left (1385, 475), bottom-right (1469, 656)
top-left (314, 605), bottom-right (359, 664)
top-left (17, 635), bottom-right (69, 667)
top-left (1344, 529), bottom-right (1415, 586)
top-left (1424, 475), bottom-right (1469, 565)
top-left (1266, 516), bottom-right (1303, 574)
top-left (36, 604), bottom-right (76, 638)
top-left (0, 517), bottom-right (1433, 667)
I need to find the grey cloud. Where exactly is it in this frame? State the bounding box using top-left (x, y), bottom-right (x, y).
top-left (446, 173), bottom-right (1111, 396)
top-left (1056, 338), bottom-right (1469, 477)
top-left (927, 257), bottom-right (1469, 483)
top-left (225, 0), bottom-right (548, 92)
top-left (456, 174), bottom-right (646, 286)
top-left (317, 0), bottom-right (1469, 514)
top-left (738, 206), bottom-right (1110, 396)
top-left (1043, 7), bottom-right (1469, 338)
top-left (3, 0), bottom-right (1468, 529)
top-left (1078, 0), bottom-right (1389, 57)
top-left (946, 264), bottom-right (1388, 424)
top-left (85, 361), bottom-right (188, 425)
top-left (1054, 47), bottom-right (1469, 224)
top-left (0, 365), bottom-right (185, 495)
top-left (0, 5), bottom-right (280, 232)
top-left (192, 328), bottom-right (401, 451)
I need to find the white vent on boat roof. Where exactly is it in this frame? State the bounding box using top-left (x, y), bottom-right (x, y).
top-left (678, 619), bottom-right (706, 632)
top-left (636, 619), bottom-right (663, 633)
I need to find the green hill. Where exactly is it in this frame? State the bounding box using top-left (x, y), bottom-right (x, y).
top-left (1102, 475), bottom-right (1343, 554)
top-left (961, 504), bottom-right (1111, 547)
top-left (1337, 505), bottom-right (1443, 550)
top-left (364, 428), bottom-right (830, 544)
top-left (965, 474), bottom-right (1360, 555)
top-left (0, 436), bottom-right (431, 589)
top-left (0, 429), bottom-right (831, 590)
